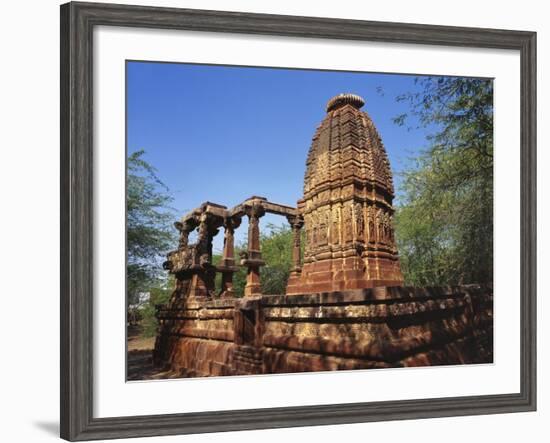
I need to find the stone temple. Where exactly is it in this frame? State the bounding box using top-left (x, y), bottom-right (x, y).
top-left (152, 94), bottom-right (493, 377)
top-left (287, 93), bottom-right (403, 295)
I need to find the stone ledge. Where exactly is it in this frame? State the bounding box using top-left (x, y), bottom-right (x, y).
top-left (262, 284), bottom-right (491, 306)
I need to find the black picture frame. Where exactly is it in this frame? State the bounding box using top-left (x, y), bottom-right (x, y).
top-left (60, 2), bottom-right (537, 441)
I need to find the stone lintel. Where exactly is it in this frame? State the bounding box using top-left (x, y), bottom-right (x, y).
top-left (201, 201), bottom-right (228, 210)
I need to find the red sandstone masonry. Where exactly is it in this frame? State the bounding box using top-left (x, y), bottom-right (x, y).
top-left (153, 285), bottom-right (493, 376)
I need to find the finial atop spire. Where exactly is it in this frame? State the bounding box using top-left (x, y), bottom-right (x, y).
top-left (325, 93), bottom-right (365, 113)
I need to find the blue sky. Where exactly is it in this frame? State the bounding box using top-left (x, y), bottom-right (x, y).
top-left (127, 61), bottom-right (434, 252)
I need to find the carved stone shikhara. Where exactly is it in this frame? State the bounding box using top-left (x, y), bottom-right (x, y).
top-left (150, 94), bottom-right (493, 379)
top-left (287, 93), bottom-right (403, 294)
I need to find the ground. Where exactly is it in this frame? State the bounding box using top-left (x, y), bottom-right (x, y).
top-left (127, 325), bottom-right (179, 381)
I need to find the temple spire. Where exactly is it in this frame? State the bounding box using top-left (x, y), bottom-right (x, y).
top-left (325, 93), bottom-right (365, 112)
top-left (287, 93), bottom-right (403, 295)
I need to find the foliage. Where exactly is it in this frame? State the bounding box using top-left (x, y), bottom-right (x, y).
top-left (393, 77), bottom-right (493, 286)
top-left (258, 224), bottom-right (294, 294)
top-left (139, 281), bottom-right (174, 337)
top-left (231, 249), bottom-right (247, 297)
top-left (127, 150), bottom-right (176, 310)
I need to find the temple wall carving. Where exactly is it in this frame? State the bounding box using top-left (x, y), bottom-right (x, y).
top-left (152, 285), bottom-right (493, 377)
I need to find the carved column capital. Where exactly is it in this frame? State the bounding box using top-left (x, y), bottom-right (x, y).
top-left (175, 217), bottom-right (197, 233)
top-left (244, 202), bottom-right (265, 219)
top-left (286, 214), bottom-right (304, 229)
top-left (224, 214), bottom-right (242, 231)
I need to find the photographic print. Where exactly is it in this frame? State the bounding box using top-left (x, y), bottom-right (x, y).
top-left (125, 62), bottom-right (494, 381)
top-left (60, 5), bottom-right (536, 439)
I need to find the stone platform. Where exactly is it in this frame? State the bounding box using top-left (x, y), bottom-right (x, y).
top-left (153, 284), bottom-right (493, 377)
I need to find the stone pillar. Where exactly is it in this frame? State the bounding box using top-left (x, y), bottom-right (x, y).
top-left (174, 221), bottom-right (191, 250)
top-left (287, 215), bottom-right (304, 274)
top-left (285, 215), bottom-right (304, 295)
top-left (196, 213), bottom-right (210, 265)
top-left (188, 213), bottom-right (214, 298)
top-left (219, 216), bottom-right (241, 298)
top-left (207, 226), bottom-right (219, 264)
top-left (241, 203), bottom-right (265, 297)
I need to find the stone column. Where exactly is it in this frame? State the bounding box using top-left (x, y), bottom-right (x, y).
top-left (287, 215), bottom-right (304, 274)
top-left (219, 216), bottom-right (241, 298)
top-left (174, 222), bottom-right (188, 250)
top-left (207, 226), bottom-right (219, 264)
top-left (285, 214), bottom-right (304, 295)
top-left (188, 213), bottom-right (214, 298)
top-left (241, 203), bottom-right (265, 297)
top-left (196, 213), bottom-right (210, 265)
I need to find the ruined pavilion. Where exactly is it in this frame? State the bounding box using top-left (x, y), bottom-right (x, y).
top-left (151, 94), bottom-right (493, 378)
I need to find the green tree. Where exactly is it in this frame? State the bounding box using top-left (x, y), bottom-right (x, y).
top-left (127, 150), bottom-right (175, 312)
top-left (393, 77), bottom-right (493, 286)
top-left (139, 280), bottom-right (174, 337)
top-left (231, 249), bottom-right (247, 297)
top-left (259, 224), bottom-right (294, 294)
